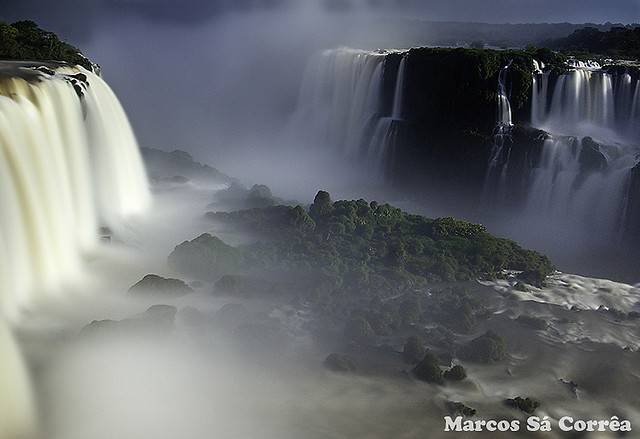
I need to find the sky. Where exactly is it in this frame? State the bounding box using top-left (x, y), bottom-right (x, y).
top-left (1, 0), bottom-right (638, 43)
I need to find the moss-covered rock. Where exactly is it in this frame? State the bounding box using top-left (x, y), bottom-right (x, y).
top-left (459, 331), bottom-right (507, 363)
top-left (168, 233), bottom-right (242, 281)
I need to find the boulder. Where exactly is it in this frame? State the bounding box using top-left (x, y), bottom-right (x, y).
top-left (128, 274), bottom-right (194, 297)
top-left (168, 233), bottom-right (242, 281)
top-left (504, 396), bottom-right (540, 414)
top-left (324, 353), bottom-right (357, 373)
top-left (402, 336), bottom-right (426, 364)
top-left (458, 331), bottom-right (506, 363)
top-left (412, 351), bottom-right (444, 384)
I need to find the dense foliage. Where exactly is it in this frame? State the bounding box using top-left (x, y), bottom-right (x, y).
top-left (545, 26), bottom-right (640, 61)
top-left (206, 191), bottom-right (553, 287)
top-left (0, 21), bottom-right (92, 70)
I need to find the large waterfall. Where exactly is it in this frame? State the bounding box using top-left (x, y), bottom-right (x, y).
top-left (531, 67), bottom-right (640, 142)
top-left (0, 62), bottom-right (150, 318)
top-left (0, 61), bottom-right (150, 438)
top-left (487, 61), bottom-right (640, 243)
top-left (288, 47), bottom-right (408, 171)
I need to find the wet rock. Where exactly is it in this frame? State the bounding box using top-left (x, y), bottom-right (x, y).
top-left (445, 401), bottom-right (476, 417)
top-left (168, 234), bottom-right (242, 281)
top-left (344, 317), bottom-right (375, 342)
top-left (402, 336), bottom-right (426, 364)
top-left (443, 365), bottom-right (467, 381)
top-left (81, 305), bottom-right (177, 337)
top-left (579, 137), bottom-right (607, 171)
top-left (141, 147), bottom-right (231, 185)
top-left (515, 314), bottom-right (549, 330)
top-left (128, 274), bottom-right (194, 297)
top-left (324, 353), bottom-right (357, 373)
top-left (504, 396), bottom-right (540, 414)
top-left (458, 331), bottom-right (506, 363)
top-left (412, 351), bottom-right (444, 384)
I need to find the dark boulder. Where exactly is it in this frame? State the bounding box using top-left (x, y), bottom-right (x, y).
top-left (579, 137), bottom-right (607, 172)
top-left (324, 353), bottom-right (357, 373)
top-left (403, 336), bottom-right (426, 364)
top-left (443, 365), bottom-right (467, 381)
top-left (168, 233), bottom-right (242, 281)
top-left (128, 274), bottom-right (194, 297)
top-left (445, 401), bottom-right (476, 417)
top-left (504, 396), bottom-right (540, 414)
top-left (458, 331), bottom-right (506, 363)
top-left (412, 351), bottom-right (444, 384)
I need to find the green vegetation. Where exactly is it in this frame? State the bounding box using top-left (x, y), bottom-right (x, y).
top-left (545, 26), bottom-right (640, 61)
top-left (402, 47), bottom-right (536, 133)
top-left (0, 21), bottom-right (92, 70)
top-left (459, 331), bottom-right (507, 363)
top-left (206, 191), bottom-right (553, 287)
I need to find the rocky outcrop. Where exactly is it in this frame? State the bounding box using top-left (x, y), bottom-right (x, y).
top-left (141, 147), bottom-right (231, 185)
top-left (168, 233), bottom-right (242, 281)
top-left (128, 274), bottom-right (194, 297)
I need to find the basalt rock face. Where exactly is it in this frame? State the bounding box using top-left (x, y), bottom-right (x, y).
top-left (399, 48), bottom-right (535, 134)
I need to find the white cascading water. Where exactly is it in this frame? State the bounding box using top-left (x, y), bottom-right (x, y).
top-left (488, 60), bottom-right (640, 242)
top-left (531, 66), bottom-right (639, 142)
top-left (0, 62), bottom-right (151, 438)
top-left (497, 62), bottom-right (513, 127)
top-left (288, 47), bottom-right (409, 169)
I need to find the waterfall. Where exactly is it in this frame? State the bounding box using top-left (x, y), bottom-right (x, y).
top-left (289, 48), bottom-right (409, 173)
top-left (497, 62), bottom-right (513, 127)
top-left (0, 62), bottom-right (151, 437)
top-left (391, 56), bottom-right (407, 119)
top-left (485, 61), bottom-right (640, 243)
top-left (530, 65), bottom-right (639, 142)
top-left (0, 64), bottom-right (150, 317)
top-left (523, 136), bottom-right (633, 236)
